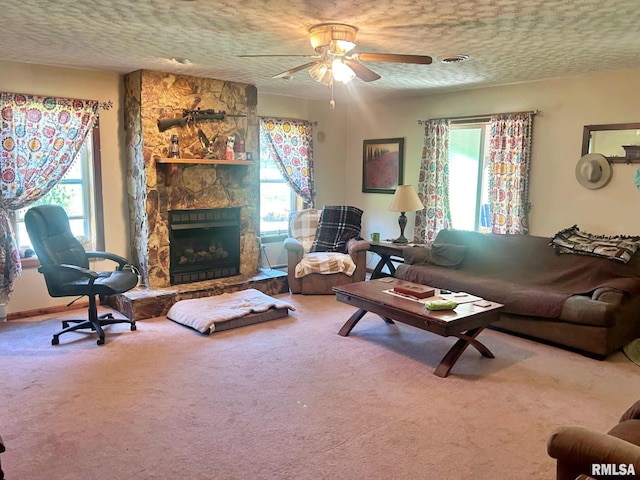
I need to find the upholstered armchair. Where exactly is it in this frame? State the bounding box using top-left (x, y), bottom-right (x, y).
top-left (547, 398), bottom-right (640, 480)
top-left (284, 206), bottom-right (370, 294)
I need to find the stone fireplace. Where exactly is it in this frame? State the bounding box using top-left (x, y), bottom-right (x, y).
top-left (123, 70), bottom-right (260, 289)
top-left (169, 207), bottom-right (240, 285)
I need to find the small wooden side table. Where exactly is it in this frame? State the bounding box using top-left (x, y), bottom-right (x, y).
top-left (368, 241), bottom-right (412, 279)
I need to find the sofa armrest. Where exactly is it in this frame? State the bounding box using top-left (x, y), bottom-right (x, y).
top-left (346, 238), bottom-right (370, 258)
top-left (591, 287), bottom-right (624, 304)
top-left (547, 425), bottom-right (640, 471)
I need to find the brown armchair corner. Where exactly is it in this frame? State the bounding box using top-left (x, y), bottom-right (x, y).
top-left (547, 398), bottom-right (640, 479)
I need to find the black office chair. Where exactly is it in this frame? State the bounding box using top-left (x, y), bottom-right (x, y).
top-left (24, 204), bottom-right (138, 345)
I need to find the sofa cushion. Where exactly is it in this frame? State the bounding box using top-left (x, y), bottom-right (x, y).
top-left (620, 399), bottom-right (640, 423)
top-left (551, 225), bottom-right (640, 263)
top-left (404, 244), bottom-right (467, 268)
top-left (311, 206), bottom-right (363, 253)
top-left (608, 419), bottom-right (640, 447)
top-left (395, 263), bottom-right (573, 318)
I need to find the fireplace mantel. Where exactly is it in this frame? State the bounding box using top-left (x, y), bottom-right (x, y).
top-left (155, 157), bottom-right (254, 185)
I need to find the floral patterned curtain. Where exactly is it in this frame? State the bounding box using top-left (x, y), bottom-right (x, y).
top-left (414, 119), bottom-right (452, 243)
top-left (0, 92), bottom-right (99, 299)
top-left (488, 112), bottom-right (534, 234)
top-left (259, 117), bottom-right (315, 207)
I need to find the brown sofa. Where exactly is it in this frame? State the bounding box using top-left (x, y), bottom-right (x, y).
top-left (394, 229), bottom-right (640, 358)
top-left (547, 398), bottom-right (640, 479)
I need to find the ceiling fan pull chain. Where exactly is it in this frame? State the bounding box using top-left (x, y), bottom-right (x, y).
top-left (330, 82), bottom-right (335, 109)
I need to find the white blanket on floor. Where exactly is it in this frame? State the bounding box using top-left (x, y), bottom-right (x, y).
top-left (167, 288), bottom-right (295, 334)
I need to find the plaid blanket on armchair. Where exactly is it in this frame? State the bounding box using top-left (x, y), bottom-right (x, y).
top-left (289, 206), bottom-right (364, 278)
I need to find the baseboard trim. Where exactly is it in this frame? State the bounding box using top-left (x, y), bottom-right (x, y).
top-left (8, 301), bottom-right (90, 321)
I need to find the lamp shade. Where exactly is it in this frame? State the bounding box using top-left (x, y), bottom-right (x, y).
top-left (389, 185), bottom-right (423, 212)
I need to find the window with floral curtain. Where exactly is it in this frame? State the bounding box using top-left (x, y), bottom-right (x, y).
top-left (414, 119), bottom-right (452, 243)
top-left (487, 112), bottom-right (534, 234)
top-left (0, 92), bottom-right (99, 300)
top-left (259, 117), bottom-right (315, 207)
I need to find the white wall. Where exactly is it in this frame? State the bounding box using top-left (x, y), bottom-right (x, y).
top-left (347, 67), bottom-right (640, 240)
top-left (0, 61), bottom-right (128, 313)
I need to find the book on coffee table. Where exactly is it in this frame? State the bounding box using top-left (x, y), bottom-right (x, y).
top-left (393, 283), bottom-right (435, 299)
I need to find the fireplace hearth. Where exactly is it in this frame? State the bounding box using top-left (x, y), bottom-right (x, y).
top-left (169, 207), bottom-right (240, 285)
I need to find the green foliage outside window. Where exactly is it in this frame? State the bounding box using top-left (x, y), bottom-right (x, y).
top-left (30, 183), bottom-right (73, 210)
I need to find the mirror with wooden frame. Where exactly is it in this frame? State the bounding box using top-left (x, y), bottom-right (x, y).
top-left (582, 123), bottom-right (640, 164)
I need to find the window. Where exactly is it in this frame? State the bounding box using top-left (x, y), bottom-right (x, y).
top-left (259, 130), bottom-right (300, 238)
top-left (12, 126), bottom-right (104, 255)
top-left (448, 121), bottom-right (491, 232)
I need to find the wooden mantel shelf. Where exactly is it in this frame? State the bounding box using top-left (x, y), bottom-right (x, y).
top-left (154, 157), bottom-right (254, 185)
top-left (155, 157), bottom-right (253, 166)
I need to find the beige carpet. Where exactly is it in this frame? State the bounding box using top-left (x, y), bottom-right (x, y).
top-left (0, 293), bottom-right (639, 479)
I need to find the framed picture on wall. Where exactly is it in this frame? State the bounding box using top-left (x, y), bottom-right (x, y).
top-left (362, 138), bottom-right (404, 194)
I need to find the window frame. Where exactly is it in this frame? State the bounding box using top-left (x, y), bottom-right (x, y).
top-left (449, 119), bottom-right (491, 232)
top-left (12, 123), bottom-right (105, 267)
top-left (258, 122), bottom-right (303, 239)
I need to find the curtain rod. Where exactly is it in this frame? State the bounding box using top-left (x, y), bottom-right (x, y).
top-left (417, 109), bottom-right (541, 125)
top-left (259, 115), bottom-right (318, 126)
top-left (1, 90), bottom-right (113, 110)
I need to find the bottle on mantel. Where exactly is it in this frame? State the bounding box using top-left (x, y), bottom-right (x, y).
top-left (169, 135), bottom-right (180, 158)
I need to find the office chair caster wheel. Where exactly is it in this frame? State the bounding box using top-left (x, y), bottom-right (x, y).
top-left (51, 336), bottom-right (59, 345)
top-left (97, 337), bottom-right (105, 345)
top-left (62, 321), bottom-right (69, 328)
top-left (131, 324), bottom-right (137, 331)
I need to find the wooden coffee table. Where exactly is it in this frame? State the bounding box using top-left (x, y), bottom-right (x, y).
top-left (333, 278), bottom-right (504, 377)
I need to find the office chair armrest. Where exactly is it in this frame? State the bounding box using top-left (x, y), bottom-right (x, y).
top-left (38, 264), bottom-right (99, 284)
top-left (85, 251), bottom-right (128, 269)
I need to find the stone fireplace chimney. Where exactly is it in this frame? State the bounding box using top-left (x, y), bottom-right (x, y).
top-left (123, 70), bottom-right (259, 288)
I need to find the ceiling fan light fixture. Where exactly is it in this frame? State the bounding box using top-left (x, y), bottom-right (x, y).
top-left (309, 61), bottom-right (333, 86)
top-left (309, 23), bottom-right (358, 54)
top-left (331, 59), bottom-right (355, 84)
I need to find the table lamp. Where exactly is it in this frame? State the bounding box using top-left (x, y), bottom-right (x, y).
top-left (388, 185), bottom-right (424, 243)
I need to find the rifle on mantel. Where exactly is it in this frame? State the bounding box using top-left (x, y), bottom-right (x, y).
top-left (157, 108), bottom-right (246, 132)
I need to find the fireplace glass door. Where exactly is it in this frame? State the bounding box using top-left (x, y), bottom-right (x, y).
top-left (169, 207), bottom-right (240, 285)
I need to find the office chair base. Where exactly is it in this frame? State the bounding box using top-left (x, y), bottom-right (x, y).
top-left (52, 314), bottom-right (137, 346)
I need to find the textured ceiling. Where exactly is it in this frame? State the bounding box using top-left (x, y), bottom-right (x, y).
top-left (2, 0), bottom-right (640, 104)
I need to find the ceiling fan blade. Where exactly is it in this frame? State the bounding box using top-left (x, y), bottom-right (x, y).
top-left (344, 59), bottom-right (381, 82)
top-left (237, 54), bottom-right (319, 58)
top-left (355, 53), bottom-right (433, 65)
top-left (272, 61), bottom-right (320, 79)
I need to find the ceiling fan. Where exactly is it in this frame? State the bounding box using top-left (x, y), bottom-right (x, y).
top-left (238, 23), bottom-right (433, 107)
